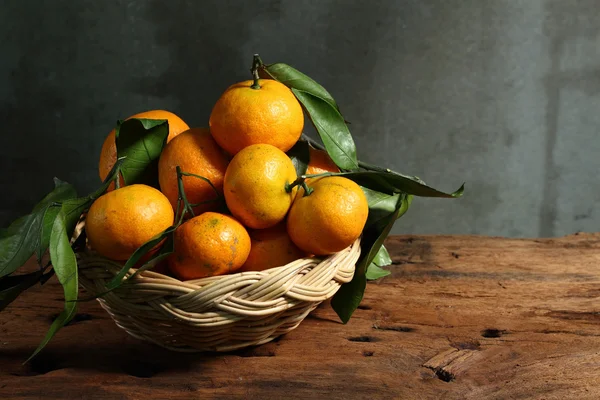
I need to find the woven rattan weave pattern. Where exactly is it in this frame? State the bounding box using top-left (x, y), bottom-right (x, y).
top-left (77, 238), bottom-right (360, 352)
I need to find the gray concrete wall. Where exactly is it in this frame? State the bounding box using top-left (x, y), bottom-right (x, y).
top-left (1, 0), bottom-right (598, 238)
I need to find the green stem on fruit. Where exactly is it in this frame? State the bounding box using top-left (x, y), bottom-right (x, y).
top-left (175, 168), bottom-right (223, 224)
top-left (285, 178), bottom-right (300, 193)
top-left (300, 181), bottom-right (313, 197)
top-left (302, 172), bottom-right (336, 179)
top-left (285, 176), bottom-right (317, 196)
top-left (250, 54), bottom-right (262, 90)
top-left (97, 157), bottom-right (125, 198)
top-left (175, 197), bottom-right (183, 224)
top-left (301, 133), bottom-right (324, 151)
top-left (114, 175), bottom-right (120, 190)
top-left (179, 171), bottom-right (221, 200)
top-left (176, 166), bottom-right (195, 221)
top-left (356, 161), bottom-right (394, 174)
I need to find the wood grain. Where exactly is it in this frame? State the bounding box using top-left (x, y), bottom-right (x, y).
top-left (1, 234), bottom-right (599, 399)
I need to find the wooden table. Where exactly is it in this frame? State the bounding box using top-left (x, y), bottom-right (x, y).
top-left (1, 234), bottom-right (599, 399)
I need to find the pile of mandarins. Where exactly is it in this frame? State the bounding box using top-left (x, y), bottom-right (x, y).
top-left (86, 77), bottom-right (368, 281)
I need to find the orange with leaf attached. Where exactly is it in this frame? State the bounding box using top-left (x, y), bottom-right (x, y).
top-left (98, 110), bottom-right (190, 190)
top-left (209, 79), bottom-right (304, 155)
top-left (158, 128), bottom-right (229, 215)
top-left (287, 176), bottom-right (368, 255)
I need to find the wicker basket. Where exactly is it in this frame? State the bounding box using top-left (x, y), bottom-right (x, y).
top-left (76, 238), bottom-right (360, 352)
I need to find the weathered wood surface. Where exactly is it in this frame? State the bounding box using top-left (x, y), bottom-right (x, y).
top-left (1, 234), bottom-right (600, 399)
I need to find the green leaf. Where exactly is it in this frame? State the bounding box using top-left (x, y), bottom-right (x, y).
top-left (33, 178), bottom-right (77, 213)
top-left (365, 244), bottom-right (392, 281)
top-left (330, 272), bottom-right (366, 324)
top-left (0, 215), bottom-right (27, 239)
top-left (78, 225), bottom-right (176, 302)
top-left (372, 245), bottom-right (392, 267)
top-left (402, 193), bottom-right (414, 217)
top-left (115, 118), bottom-right (169, 188)
top-left (128, 234), bottom-right (174, 280)
top-left (2, 158), bottom-right (123, 328)
top-left (27, 209), bottom-right (78, 361)
top-left (366, 264), bottom-right (391, 281)
top-left (360, 193), bottom-right (410, 276)
top-left (263, 63), bottom-right (339, 111)
top-left (359, 189), bottom-right (412, 275)
top-left (0, 178), bottom-right (77, 278)
top-left (331, 193), bottom-right (412, 323)
top-left (367, 245), bottom-right (392, 281)
top-left (57, 157), bottom-right (128, 243)
top-left (0, 270), bottom-right (52, 312)
top-left (362, 187), bottom-right (399, 228)
top-left (287, 139), bottom-right (309, 177)
top-left (107, 225), bottom-right (177, 290)
top-left (37, 205), bottom-right (62, 262)
top-left (341, 170), bottom-right (464, 198)
top-left (94, 156), bottom-right (127, 199)
top-left (0, 218), bottom-right (32, 277)
top-left (291, 89), bottom-right (359, 171)
top-left (261, 62), bottom-right (357, 171)
top-left (60, 198), bottom-right (92, 238)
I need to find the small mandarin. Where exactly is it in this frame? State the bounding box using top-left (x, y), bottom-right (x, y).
top-left (240, 223), bottom-right (306, 272)
top-left (85, 184), bottom-right (174, 261)
top-left (223, 144), bottom-right (297, 229)
top-left (158, 128), bottom-right (229, 215)
top-left (209, 79), bottom-right (304, 155)
top-left (169, 212), bottom-right (251, 280)
top-left (287, 176), bottom-right (368, 255)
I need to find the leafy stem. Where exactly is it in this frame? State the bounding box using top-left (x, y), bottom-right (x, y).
top-left (95, 157), bottom-right (126, 200)
top-left (175, 167), bottom-right (222, 224)
top-left (179, 170), bottom-right (221, 199)
top-left (285, 174), bottom-right (332, 196)
top-left (78, 166), bottom-right (218, 301)
top-left (300, 134), bottom-right (393, 174)
top-left (175, 166), bottom-right (195, 221)
top-left (300, 181), bottom-right (313, 196)
top-left (287, 171), bottom-right (343, 194)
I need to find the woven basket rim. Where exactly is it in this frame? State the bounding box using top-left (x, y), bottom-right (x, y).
top-left (75, 237), bottom-right (361, 352)
top-left (76, 236), bottom-right (361, 283)
top-left (77, 237), bottom-right (360, 304)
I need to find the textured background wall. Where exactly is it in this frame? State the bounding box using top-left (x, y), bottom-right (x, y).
top-left (1, 0), bottom-right (599, 238)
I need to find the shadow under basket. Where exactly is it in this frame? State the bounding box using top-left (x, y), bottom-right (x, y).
top-left (76, 238), bottom-right (360, 352)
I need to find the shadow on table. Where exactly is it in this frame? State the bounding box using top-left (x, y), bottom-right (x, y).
top-left (1, 336), bottom-right (286, 378)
